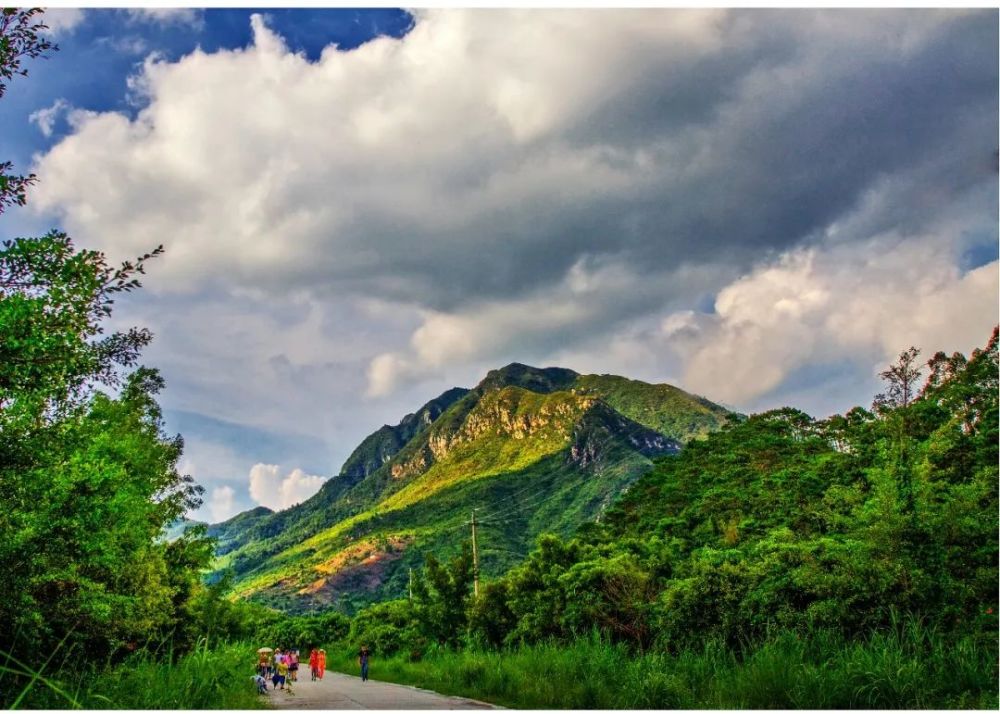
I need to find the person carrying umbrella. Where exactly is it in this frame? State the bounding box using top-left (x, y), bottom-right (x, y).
top-left (256, 647), bottom-right (273, 680)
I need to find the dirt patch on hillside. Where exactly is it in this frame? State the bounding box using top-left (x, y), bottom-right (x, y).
top-left (297, 535), bottom-right (413, 606)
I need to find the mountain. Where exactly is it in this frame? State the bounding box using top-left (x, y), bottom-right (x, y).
top-left (204, 386), bottom-right (473, 560)
top-left (210, 364), bottom-right (734, 613)
top-left (162, 516), bottom-right (207, 542)
top-left (205, 506), bottom-right (273, 552)
top-left (333, 386), bottom-right (471, 492)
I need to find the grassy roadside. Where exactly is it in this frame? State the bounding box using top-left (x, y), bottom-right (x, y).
top-left (326, 627), bottom-right (998, 709)
top-left (6, 640), bottom-right (266, 709)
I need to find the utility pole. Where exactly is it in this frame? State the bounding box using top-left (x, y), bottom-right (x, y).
top-left (471, 510), bottom-right (480, 598)
top-left (408, 568), bottom-right (413, 602)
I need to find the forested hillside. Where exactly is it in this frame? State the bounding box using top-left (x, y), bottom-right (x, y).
top-left (334, 331), bottom-right (998, 708)
top-left (212, 364), bottom-right (734, 612)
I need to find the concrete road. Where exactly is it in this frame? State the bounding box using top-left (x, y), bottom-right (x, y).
top-left (265, 671), bottom-right (499, 710)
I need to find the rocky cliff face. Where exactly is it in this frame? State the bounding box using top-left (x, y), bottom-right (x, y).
top-left (568, 401), bottom-right (680, 469)
top-left (336, 386), bottom-right (470, 485)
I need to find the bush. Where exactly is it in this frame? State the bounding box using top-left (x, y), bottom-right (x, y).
top-left (7, 640), bottom-right (266, 709)
top-left (348, 599), bottom-right (423, 656)
top-left (323, 625), bottom-right (998, 709)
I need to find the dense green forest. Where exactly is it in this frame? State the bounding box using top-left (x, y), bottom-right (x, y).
top-left (1, 8), bottom-right (996, 709)
top-left (326, 330), bottom-right (997, 707)
top-left (372, 331), bottom-right (998, 653)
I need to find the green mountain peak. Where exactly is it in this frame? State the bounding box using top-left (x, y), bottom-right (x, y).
top-left (476, 363), bottom-right (580, 394)
top-left (210, 363), bottom-right (734, 613)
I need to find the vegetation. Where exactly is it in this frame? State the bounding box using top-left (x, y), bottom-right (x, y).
top-left (1, 9), bottom-right (994, 709)
top-left (15, 641), bottom-right (267, 710)
top-left (335, 331), bottom-right (998, 707)
top-left (212, 365), bottom-right (732, 612)
top-left (573, 373), bottom-right (734, 441)
top-left (0, 8), bottom-right (53, 213)
top-left (328, 623), bottom-right (997, 709)
top-left (0, 11), bottom-right (265, 706)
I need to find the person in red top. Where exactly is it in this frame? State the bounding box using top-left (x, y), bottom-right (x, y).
top-left (309, 648), bottom-right (320, 681)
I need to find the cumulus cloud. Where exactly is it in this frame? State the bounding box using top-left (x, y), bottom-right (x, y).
top-left (661, 234), bottom-right (998, 407)
top-left (366, 256), bottom-right (728, 395)
top-left (209, 485), bottom-right (238, 522)
top-left (32, 10), bottom-right (994, 307)
top-left (25, 9), bottom-right (998, 472)
top-left (248, 464), bottom-right (327, 511)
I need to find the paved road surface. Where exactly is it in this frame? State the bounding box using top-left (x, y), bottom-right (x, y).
top-left (265, 671), bottom-right (499, 710)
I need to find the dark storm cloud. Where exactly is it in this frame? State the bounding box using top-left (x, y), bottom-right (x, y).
top-left (275, 9), bottom-right (998, 313)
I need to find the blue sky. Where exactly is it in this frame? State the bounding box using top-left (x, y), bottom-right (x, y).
top-left (3, 8), bottom-right (997, 523)
top-left (2, 8), bottom-right (413, 209)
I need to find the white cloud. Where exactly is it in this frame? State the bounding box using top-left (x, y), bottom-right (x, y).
top-left (367, 353), bottom-right (416, 398)
top-left (32, 9), bottom-right (991, 318)
top-left (29, 99), bottom-right (70, 138)
top-left (662, 235), bottom-right (999, 407)
top-left (248, 464), bottom-right (327, 512)
top-left (30, 10), bottom-right (732, 301)
top-left (363, 256), bottom-right (715, 396)
top-left (25, 9), bottom-right (997, 472)
top-left (42, 9), bottom-right (86, 36)
top-left (124, 8), bottom-right (203, 28)
top-left (209, 485), bottom-right (238, 522)
top-left (101, 35), bottom-right (150, 56)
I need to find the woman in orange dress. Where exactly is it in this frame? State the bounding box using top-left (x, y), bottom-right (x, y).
top-left (309, 648), bottom-right (320, 681)
top-left (317, 649), bottom-right (326, 679)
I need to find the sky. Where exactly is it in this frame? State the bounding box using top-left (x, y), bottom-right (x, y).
top-left (2, 8), bottom-right (997, 523)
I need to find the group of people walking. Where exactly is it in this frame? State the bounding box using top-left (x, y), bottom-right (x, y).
top-left (309, 648), bottom-right (328, 681)
top-left (253, 645), bottom-right (370, 693)
top-left (255, 648), bottom-right (321, 692)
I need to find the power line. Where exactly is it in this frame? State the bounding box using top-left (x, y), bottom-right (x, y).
top-left (411, 447), bottom-right (660, 600)
top-left (421, 448), bottom-right (657, 549)
top-left (476, 491), bottom-right (553, 524)
top-left (478, 448), bottom-right (654, 525)
top-left (430, 479), bottom-right (555, 530)
top-left (479, 546), bottom-right (528, 558)
top-left (473, 478), bottom-right (554, 520)
top-left (476, 487), bottom-right (566, 525)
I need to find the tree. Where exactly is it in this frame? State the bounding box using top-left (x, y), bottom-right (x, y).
top-left (412, 545), bottom-right (474, 647)
top-left (0, 231), bottom-right (164, 426)
top-left (870, 346), bottom-right (925, 516)
top-left (0, 9), bottom-right (207, 672)
top-left (348, 599), bottom-right (420, 656)
top-left (874, 346), bottom-right (922, 410)
top-left (0, 8), bottom-right (55, 213)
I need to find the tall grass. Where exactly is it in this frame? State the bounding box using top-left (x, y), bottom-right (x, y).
top-left (328, 622), bottom-right (998, 709)
top-left (6, 640), bottom-right (265, 709)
